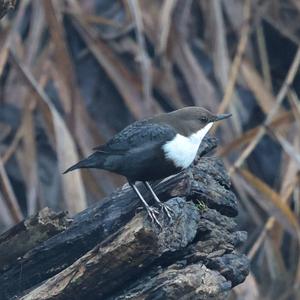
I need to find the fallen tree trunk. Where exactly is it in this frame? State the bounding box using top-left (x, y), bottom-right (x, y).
top-left (0, 137), bottom-right (249, 299)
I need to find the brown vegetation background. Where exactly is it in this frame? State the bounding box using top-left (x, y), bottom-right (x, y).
top-left (0, 0), bottom-right (300, 299)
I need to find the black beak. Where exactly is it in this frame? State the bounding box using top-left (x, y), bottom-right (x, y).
top-left (215, 113), bottom-right (232, 121)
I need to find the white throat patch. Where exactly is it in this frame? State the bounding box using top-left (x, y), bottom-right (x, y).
top-left (163, 122), bottom-right (213, 169)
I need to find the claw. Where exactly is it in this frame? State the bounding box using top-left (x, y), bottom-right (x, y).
top-left (160, 203), bottom-right (174, 220)
top-left (129, 182), bottom-right (162, 229)
top-left (151, 206), bottom-right (160, 215)
top-left (144, 181), bottom-right (174, 221)
top-left (146, 206), bottom-right (162, 228)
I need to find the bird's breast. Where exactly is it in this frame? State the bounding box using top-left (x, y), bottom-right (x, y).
top-left (162, 123), bottom-right (213, 169)
top-left (162, 134), bottom-right (200, 169)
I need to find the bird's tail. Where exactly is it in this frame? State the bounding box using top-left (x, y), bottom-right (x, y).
top-left (63, 152), bottom-right (105, 174)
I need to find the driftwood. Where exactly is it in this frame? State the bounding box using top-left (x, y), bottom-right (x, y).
top-left (0, 137), bottom-right (249, 299)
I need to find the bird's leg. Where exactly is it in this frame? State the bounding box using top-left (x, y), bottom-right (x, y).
top-left (129, 182), bottom-right (162, 228)
top-left (144, 181), bottom-right (174, 220)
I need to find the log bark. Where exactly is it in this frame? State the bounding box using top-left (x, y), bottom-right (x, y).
top-left (0, 137), bottom-right (249, 299)
top-left (0, 0), bottom-right (15, 19)
top-left (0, 207), bottom-right (70, 272)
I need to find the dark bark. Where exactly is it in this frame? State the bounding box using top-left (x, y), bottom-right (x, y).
top-left (0, 137), bottom-right (249, 299)
top-left (0, 0), bottom-right (15, 19)
top-left (0, 207), bottom-right (70, 272)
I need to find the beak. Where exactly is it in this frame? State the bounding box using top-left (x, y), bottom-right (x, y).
top-left (215, 113), bottom-right (232, 121)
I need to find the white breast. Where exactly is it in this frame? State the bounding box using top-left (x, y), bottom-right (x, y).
top-left (162, 122), bottom-right (213, 169)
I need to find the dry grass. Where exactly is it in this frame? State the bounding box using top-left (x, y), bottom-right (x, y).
top-left (0, 0), bottom-right (300, 299)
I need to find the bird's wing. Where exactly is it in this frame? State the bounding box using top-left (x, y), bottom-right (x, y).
top-left (93, 120), bottom-right (176, 154)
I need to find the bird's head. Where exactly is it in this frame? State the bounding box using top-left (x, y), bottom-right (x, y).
top-left (167, 106), bottom-right (232, 136)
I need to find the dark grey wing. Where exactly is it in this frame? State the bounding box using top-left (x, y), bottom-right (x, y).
top-left (93, 120), bottom-right (176, 154)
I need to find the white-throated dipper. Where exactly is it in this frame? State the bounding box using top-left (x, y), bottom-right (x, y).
top-left (64, 107), bottom-right (231, 226)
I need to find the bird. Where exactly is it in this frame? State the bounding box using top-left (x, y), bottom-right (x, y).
top-left (64, 107), bottom-right (231, 227)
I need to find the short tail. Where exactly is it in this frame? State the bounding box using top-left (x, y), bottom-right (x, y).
top-left (63, 152), bottom-right (105, 174)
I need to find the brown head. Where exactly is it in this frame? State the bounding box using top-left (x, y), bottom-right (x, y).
top-left (153, 106), bottom-right (231, 136)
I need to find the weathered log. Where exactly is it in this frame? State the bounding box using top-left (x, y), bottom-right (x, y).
top-left (0, 207), bottom-right (70, 272)
top-left (0, 137), bottom-right (248, 299)
top-left (18, 198), bottom-right (248, 300)
top-left (110, 209), bottom-right (249, 300)
top-left (19, 198), bottom-right (199, 300)
top-left (112, 264), bottom-right (231, 300)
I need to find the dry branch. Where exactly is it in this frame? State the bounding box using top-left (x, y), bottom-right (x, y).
top-left (230, 46), bottom-right (300, 174)
top-left (0, 158), bottom-right (23, 223)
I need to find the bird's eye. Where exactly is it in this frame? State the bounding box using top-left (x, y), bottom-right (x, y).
top-left (201, 117), bottom-right (208, 122)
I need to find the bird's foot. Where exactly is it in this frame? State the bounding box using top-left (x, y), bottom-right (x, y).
top-left (146, 206), bottom-right (162, 228)
top-left (159, 202), bottom-right (174, 221)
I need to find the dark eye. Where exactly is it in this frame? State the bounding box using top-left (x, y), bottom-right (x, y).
top-left (201, 117), bottom-right (208, 122)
